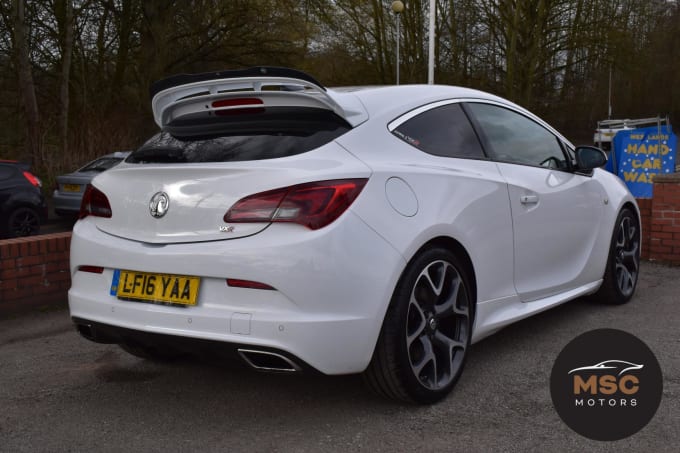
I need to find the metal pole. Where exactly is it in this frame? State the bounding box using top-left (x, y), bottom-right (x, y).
top-left (391, 1), bottom-right (404, 85)
top-left (608, 66), bottom-right (612, 119)
top-left (428, 0), bottom-right (435, 84)
top-left (396, 14), bottom-right (400, 85)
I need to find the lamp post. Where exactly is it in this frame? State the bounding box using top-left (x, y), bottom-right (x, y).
top-left (391, 1), bottom-right (404, 85)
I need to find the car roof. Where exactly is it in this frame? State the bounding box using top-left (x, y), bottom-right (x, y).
top-left (0, 160), bottom-right (30, 171)
top-left (329, 84), bottom-right (518, 121)
top-left (330, 84), bottom-right (572, 147)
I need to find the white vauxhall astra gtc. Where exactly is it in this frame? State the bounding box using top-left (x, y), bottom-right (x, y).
top-left (69, 67), bottom-right (640, 403)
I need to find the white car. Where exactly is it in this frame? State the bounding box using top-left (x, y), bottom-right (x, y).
top-left (69, 67), bottom-right (640, 404)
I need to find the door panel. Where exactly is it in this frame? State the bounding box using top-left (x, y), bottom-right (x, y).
top-left (465, 102), bottom-right (605, 301)
top-left (496, 163), bottom-right (605, 300)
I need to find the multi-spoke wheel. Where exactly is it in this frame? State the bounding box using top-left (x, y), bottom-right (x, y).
top-left (593, 208), bottom-right (640, 304)
top-left (6, 207), bottom-right (40, 238)
top-left (364, 247), bottom-right (473, 403)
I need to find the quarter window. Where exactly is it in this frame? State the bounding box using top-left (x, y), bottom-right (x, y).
top-left (393, 103), bottom-right (485, 159)
top-left (466, 103), bottom-right (568, 170)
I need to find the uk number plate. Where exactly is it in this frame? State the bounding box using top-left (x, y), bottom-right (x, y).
top-left (111, 269), bottom-right (200, 306)
top-left (63, 184), bottom-right (81, 192)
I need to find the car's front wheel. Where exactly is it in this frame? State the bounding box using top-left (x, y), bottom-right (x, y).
top-left (364, 247), bottom-right (473, 404)
top-left (592, 207), bottom-right (640, 304)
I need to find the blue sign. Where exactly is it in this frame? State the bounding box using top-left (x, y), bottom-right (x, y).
top-left (605, 126), bottom-right (677, 198)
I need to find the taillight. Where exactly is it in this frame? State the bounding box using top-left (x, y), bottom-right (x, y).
top-left (224, 178), bottom-right (368, 230)
top-left (79, 184), bottom-right (112, 219)
top-left (23, 171), bottom-right (41, 188)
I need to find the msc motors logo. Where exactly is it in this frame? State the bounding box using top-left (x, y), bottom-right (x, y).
top-left (550, 329), bottom-right (662, 441)
top-left (569, 360), bottom-right (643, 408)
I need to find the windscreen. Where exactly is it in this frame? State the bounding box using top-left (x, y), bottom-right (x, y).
top-left (127, 107), bottom-right (351, 164)
top-left (80, 157), bottom-right (124, 172)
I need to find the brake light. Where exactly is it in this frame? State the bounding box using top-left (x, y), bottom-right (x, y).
top-left (79, 184), bottom-right (112, 219)
top-left (212, 98), bottom-right (264, 116)
top-left (23, 171), bottom-right (41, 187)
top-left (224, 179), bottom-right (367, 230)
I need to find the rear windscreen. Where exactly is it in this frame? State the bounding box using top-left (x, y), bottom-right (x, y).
top-left (127, 107), bottom-right (351, 163)
top-left (80, 157), bottom-right (124, 172)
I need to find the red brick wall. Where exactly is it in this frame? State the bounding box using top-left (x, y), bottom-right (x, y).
top-left (0, 232), bottom-right (71, 316)
top-left (637, 198), bottom-right (653, 260)
top-left (647, 174), bottom-right (680, 265)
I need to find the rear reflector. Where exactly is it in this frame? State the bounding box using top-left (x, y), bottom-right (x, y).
top-left (224, 179), bottom-right (368, 230)
top-left (78, 265), bottom-right (104, 274)
top-left (79, 184), bottom-right (112, 219)
top-left (226, 279), bottom-right (275, 290)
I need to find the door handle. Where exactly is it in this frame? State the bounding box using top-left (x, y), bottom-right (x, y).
top-left (520, 195), bottom-right (539, 204)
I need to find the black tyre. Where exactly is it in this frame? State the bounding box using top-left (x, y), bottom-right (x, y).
top-left (119, 341), bottom-right (182, 362)
top-left (592, 208), bottom-right (640, 304)
top-left (364, 247), bottom-right (473, 404)
top-left (6, 206), bottom-right (40, 237)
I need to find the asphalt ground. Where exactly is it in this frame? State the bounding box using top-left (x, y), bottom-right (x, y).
top-left (0, 262), bottom-right (678, 452)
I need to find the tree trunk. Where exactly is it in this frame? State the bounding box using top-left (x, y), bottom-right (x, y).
top-left (13, 0), bottom-right (41, 166)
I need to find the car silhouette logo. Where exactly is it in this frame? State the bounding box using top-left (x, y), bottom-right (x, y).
top-left (149, 192), bottom-right (169, 218)
top-left (568, 360), bottom-right (644, 376)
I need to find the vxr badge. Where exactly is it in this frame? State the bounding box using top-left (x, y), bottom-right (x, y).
top-left (149, 192), bottom-right (169, 218)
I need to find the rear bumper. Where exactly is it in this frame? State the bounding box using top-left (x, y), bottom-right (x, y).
top-left (53, 190), bottom-right (82, 215)
top-left (71, 316), bottom-right (317, 372)
top-left (68, 212), bottom-right (405, 375)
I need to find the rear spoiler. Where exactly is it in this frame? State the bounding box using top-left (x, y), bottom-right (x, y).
top-left (150, 66), bottom-right (363, 129)
top-left (150, 67), bottom-right (326, 98)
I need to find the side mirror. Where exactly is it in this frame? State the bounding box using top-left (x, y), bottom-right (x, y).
top-left (575, 146), bottom-right (607, 171)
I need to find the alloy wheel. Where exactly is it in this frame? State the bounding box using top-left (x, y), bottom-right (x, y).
top-left (406, 260), bottom-right (470, 391)
top-left (614, 215), bottom-right (639, 297)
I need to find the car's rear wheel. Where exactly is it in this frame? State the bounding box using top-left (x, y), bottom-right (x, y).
top-left (592, 208), bottom-right (640, 304)
top-left (6, 207), bottom-right (40, 237)
top-left (364, 247), bottom-right (473, 404)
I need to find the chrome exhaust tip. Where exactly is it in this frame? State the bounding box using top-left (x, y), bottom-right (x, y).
top-left (237, 349), bottom-right (301, 373)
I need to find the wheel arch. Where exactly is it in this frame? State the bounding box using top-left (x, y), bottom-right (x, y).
top-left (410, 236), bottom-right (478, 321)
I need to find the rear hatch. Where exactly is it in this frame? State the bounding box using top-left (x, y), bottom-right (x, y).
top-left (88, 68), bottom-right (370, 244)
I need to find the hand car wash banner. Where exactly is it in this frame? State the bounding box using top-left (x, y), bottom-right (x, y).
top-left (605, 126), bottom-right (677, 198)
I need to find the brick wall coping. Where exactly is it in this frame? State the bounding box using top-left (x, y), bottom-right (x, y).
top-left (654, 173), bottom-right (680, 183)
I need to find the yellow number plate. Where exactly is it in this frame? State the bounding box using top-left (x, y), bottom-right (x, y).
top-left (111, 270), bottom-right (200, 306)
top-left (63, 184), bottom-right (81, 192)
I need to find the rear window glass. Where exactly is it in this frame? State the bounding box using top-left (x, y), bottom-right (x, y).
top-left (79, 157), bottom-right (124, 172)
top-left (0, 165), bottom-right (16, 180)
top-left (128, 107), bottom-right (351, 164)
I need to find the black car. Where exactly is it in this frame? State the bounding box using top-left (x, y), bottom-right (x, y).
top-left (0, 160), bottom-right (48, 238)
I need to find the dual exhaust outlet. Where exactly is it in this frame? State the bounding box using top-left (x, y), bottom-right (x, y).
top-left (237, 349), bottom-right (301, 373)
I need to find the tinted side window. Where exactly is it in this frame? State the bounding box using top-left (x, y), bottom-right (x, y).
top-left (393, 103), bottom-right (485, 159)
top-left (467, 103), bottom-right (568, 169)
